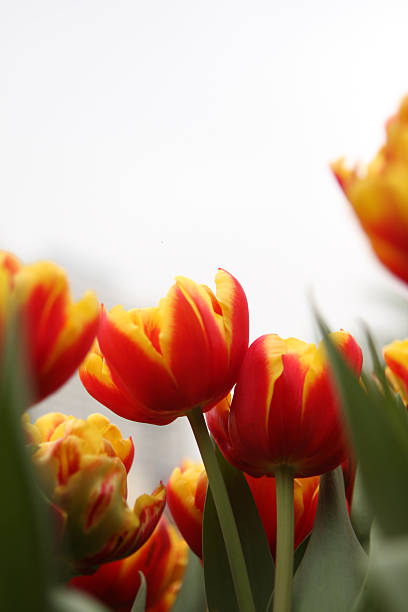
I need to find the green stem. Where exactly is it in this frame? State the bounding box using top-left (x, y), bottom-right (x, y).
top-left (188, 406), bottom-right (256, 612)
top-left (273, 467), bottom-right (294, 612)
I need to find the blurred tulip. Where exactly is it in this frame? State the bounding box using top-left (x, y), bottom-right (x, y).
top-left (332, 96), bottom-right (408, 284)
top-left (206, 331), bottom-right (363, 478)
top-left (166, 460), bottom-right (207, 558)
top-left (167, 460), bottom-right (319, 560)
top-left (0, 250), bottom-right (99, 404)
top-left (383, 338), bottom-right (408, 405)
top-left (25, 412), bottom-right (165, 574)
top-left (69, 517), bottom-right (187, 612)
top-left (80, 269), bottom-right (248, 425)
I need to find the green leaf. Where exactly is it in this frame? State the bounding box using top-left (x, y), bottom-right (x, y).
top-left (0, 318), bottom-right (53, 610)
top-left (350, 468), bottom-right (374, 551)
top-left (293, 535), bottom-right (310, 572)
top-left (202, 446), bottom-right (274, 612)
top-left (352, 525), bottom-right (408, 612)
top-left (50, 587), bottom-right (111, 611)
top-left (292, 468), bottom-right (367, 612)
top-left (171, 549), bottom-right (206, 612)
top-left (130, 572), bottom-right (146, 612)
top-left (364, 533), bottom-right (408, 612)
top-left (203, 485), bottom-right (238, 612)
top-left (317, 314), bottom-right (408, 538)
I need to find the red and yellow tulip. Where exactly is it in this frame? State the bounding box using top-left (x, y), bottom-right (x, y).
top-left (167, 460), bottom-right (320, 560)
top-left (206, 331), bottom-right (363, 478)
top-left (332, 96), bottom-right (408, 285)
top-left (80, 269), bottom-right (249, 425)
top-left (383, 338), bottom-right (408, 405)
top-left (24, 412), bottom-right (165, 574)
top-left (0, 250), bottom-right (99, 404)
top-left (70, 517), bottom-right (187, 612)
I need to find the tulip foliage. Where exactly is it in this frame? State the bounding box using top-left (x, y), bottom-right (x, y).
top-left (3, 96), bottom-right (408, 612)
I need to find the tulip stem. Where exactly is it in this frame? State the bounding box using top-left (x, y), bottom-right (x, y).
top-left (273, 467), bottom-right (294, 612)
top-left (188, 406), bottom-right (256, 612)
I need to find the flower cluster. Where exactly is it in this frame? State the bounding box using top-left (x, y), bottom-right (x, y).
top-left (5, 93), bottom-right (408, 611)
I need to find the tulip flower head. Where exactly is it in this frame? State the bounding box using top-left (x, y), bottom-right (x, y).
top-left (70, 517), bottom-right (187, 612)
top-left (207, 331), bottom-right (363, 478)
top-left (167, 460), bottom-right (320, 560)
top-left (0, 250), bottom-right (99, 404)
top-left (332, 96), bottom-right (408, 284)
top-left (383, 338), bottom-right (408, 405)
top-left (80, 269), bottom-right (249, 425)
top-left (25, 412), bottom-right (165, 574)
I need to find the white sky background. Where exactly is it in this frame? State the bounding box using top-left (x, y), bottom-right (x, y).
top-left (2, 1), bottom-right (408, 494)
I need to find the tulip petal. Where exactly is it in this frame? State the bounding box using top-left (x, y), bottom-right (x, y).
top-left (87, 413), bottom-right (135, 473)
top-left (10, 261), bottom-right (99, 402)
top-left (159, 276), bottom-right (229, 405)
top-left (80, 344), bottom-right (177, 426)
top-left (228, 335), bottom-right (286, 474)
top-left (37, 291), bottom-right (99, 400)
top-left (384, 338), bottom-right (408, 404)
top-left (332, 97), bottom-right (408, 285)
top-left (98, 306), bottom-right (185, 415)
top-left (215, 269), bottom-right (249, 382)
top-left (14, 262), bottom-right (68, 378)
top-left (167, 463), bottom-right (204, 558)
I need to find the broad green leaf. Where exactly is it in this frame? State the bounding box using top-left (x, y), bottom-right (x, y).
top-left (130, 572), bottom-right (146, 612)
top-left (203, 446), bottom-right (274, 612)
top-left (363, 534), bottom-right (408, 612)
top-left (0, 319), bottom-right (53, 610)
top-left (292, 468), bottom-right (366, 612)
top-left (203, 485), bottom-right (238, 612)
top-left (350, 468), bottom-right (374, 551)
top-left (50, 587), bottom-right (111, 612)
top-left (317, 314), bottom-right (408, 537)
top-left (171, 549), bottom-right (206, 612)
top-left (293, 535), bottom-right (310, 572)
top-left (352, 525), bottom-right (408, 612)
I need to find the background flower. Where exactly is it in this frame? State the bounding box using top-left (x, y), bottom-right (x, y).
top-left (383, 338), bottom-right (408, 405)
top-left (70, 517), bottom-right (187, 612)
top-left (167, 460), bottom-right (320, 560)
top-left (332, 96), bottom-right (408, 285)
top-left (0, 250), bottom-right (99, 404)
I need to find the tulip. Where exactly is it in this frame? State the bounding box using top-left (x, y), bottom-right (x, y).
top-left (25, 412), bottom-right (165, 574)
top-left (69, 517), bottom-right (187, 612)
top-left (206, 331), bottom-right (363, 478)
top-left (383, 338), bottom-right (408, 405)
top-left (79, 269), bottom-right (249, 425)
top-left (331, 96), bottom-right (408, 285)
top-left (0, 250), bottom-right (99, 404)
top-left (167, 460), bottom-right (319, 560)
